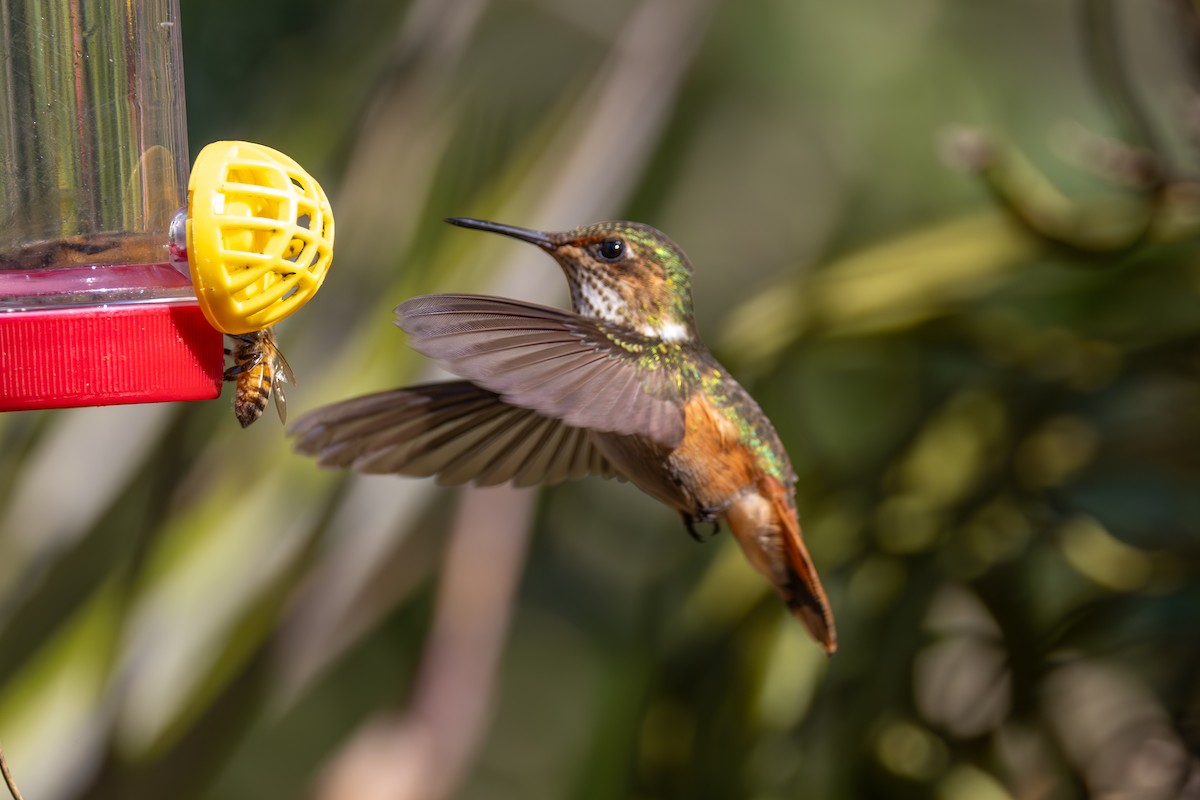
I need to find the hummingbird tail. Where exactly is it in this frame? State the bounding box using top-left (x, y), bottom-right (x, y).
top-left (726, 478), bottom-right (838, 654)
top-left (781, 533), bottom-right (838, 655)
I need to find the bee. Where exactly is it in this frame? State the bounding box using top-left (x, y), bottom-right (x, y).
top-left (223, 328), bottom-right (296, 427)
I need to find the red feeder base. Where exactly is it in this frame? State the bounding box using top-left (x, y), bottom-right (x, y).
top-left (0, 302), bottom-right (224, 411)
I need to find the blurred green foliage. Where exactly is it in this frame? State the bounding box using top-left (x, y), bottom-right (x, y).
top-left (3, 0), bottom-right (1200, 798)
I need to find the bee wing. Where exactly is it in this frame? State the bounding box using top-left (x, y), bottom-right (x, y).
top-left (270, 345), bottom-right (295, 425)
top-left (273, 382), bottom-right (289, 424)
top-left (396, 295), bottom-right (690, 449)
top-left (272, 345), bottom-right (297, 386)
top-left (291, 381), bottom-right (617, 487)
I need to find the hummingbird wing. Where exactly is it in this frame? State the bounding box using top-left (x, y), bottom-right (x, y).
top-left (396, 295), bottom-right (690, 449)
top-left (291, 380), bottom-right (617, 487)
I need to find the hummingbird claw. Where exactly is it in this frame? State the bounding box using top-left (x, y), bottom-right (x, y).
top-left (682, 511), bottom-right (721, 542)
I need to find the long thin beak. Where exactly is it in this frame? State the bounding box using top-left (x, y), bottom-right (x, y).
top-left (445, 217), bottom-right (556, 250)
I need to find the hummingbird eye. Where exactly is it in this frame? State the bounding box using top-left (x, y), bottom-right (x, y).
top-left (595, 238), bottom-right (626, 262)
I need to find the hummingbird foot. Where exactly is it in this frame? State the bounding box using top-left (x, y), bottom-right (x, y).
top-left (682, 510), bottom-right (722, 542)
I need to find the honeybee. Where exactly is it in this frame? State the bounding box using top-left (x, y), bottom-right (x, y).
top-left (224, 328), bottom-right (296, 427)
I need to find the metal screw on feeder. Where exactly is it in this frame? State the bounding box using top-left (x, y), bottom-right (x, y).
top-left (0, 0), bottom-right (333, 412)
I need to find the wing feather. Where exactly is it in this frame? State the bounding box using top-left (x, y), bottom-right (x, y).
top-left (396, 294), bottom-right (691, 448)
top-left (291, 381), bottom-right (615, 487)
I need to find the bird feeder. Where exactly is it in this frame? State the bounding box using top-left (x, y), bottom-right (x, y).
top-left (0, 0), bottom-right (333, 411)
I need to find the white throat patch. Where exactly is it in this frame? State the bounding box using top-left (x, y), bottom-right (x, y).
top-left (570, 271), bottom-right (692, 343)
top-left (572, 278), bottom-right (625, 325)
top-left (640, 320), bottom-right (691, 343)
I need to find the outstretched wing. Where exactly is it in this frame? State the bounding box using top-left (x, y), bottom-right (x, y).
top-left (291, 380), bottom-right (617, 487)
top-left (397, 294), bottom-right (692, 449)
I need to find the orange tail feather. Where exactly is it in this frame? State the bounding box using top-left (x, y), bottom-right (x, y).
top-left (725, 477), bottom-right (837, 654)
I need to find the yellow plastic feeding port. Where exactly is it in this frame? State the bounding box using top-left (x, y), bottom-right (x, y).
top-left (186, 141), bottom-right (334, 334)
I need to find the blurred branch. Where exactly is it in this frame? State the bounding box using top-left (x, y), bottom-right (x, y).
top-left (941, 128), bottom-right (1171, 256)
top-left (339, 0), bottom-right (489, 158)
top-left (724, 2), bottom-right (1200, 378)
top-left (934, 2), bottom-right (1200, 258)
top-left (0, 404), bottom-right (174, 597)
top-left (476, 0), bottom-right (718, 230)
top-left (0, 743), bottom-right (23, 800)
top-left (1081, 0), bottom-right (1166, 163)
top-left (312, 486), bottom-right (536, 800)
top-left (720, 212), bottom-right (1036, 370)
top-left (326, 0), bottom-right (488, 288)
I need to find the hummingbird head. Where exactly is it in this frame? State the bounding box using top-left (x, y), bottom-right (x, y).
top-left (446, 218), bottom-right (697, 343)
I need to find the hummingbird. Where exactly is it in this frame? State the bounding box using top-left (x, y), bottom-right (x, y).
top-left (291, 218), bottom-right (837, 653)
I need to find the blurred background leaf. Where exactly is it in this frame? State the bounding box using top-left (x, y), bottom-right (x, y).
top-left (3, 0), bottom-right (1200, 798)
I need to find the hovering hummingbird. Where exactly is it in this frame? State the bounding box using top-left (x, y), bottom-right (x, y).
top-left (291, 218), bottom-right (837, 653)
